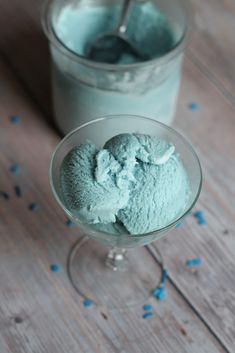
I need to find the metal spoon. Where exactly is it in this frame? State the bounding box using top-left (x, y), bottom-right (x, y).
top-left (86, 0), bottom-right (149, 63)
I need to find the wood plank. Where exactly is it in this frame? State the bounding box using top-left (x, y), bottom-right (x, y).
top-left (151, 56), bottom-right (235, 352)
top-left (1, 0), bottom-right (235, 118)
top-left (188, 0), bottom-right (235, 100)
top-left (0, 0), bottom-right (234, 351)
top-left (0, 0), bottom-right (52, 117)
top-left (0, 57), bottom-right (227, 353)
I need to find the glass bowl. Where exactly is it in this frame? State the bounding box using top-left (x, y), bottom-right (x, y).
top-left (50, 115), bottom-right (202, 308)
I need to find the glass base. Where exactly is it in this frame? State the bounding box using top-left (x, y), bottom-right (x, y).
top-left (67, 236), bottom-right (164, 309)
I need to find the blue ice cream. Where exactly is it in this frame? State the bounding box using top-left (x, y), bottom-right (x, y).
top-left (60, 133), bottom-right (189, 235)
top-left (60, 141), bottom-right (130, 224)
top-left (54, 2), bottom-right (175, 64)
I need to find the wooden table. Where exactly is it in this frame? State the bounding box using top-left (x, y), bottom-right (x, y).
top-left (0, 1), bottom-right (235, 352)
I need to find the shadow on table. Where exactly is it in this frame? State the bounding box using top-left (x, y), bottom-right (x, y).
top-left (1, 25), bottom-right (62, 134)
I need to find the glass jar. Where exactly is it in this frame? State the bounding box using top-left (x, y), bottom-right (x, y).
top-left (42, 0), bottom-right (191, 134)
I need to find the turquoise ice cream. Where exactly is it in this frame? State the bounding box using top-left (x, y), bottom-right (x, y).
top-left (54, 2), bottom-right (174, 64)
top-left (60, 133), bottom-right (190, 235)
top-left (60, 141), bottom-right (130, 224)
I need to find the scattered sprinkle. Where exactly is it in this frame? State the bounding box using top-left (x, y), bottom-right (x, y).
top-left (223, 229), bottom-right (229, 235)
top-left (189, 102), bottom-right (199, 112)
top-left (14, 185), bottom-right (22, 197)
top-left (10, 115), bottom-right (21, 124)
top-left (50, 264), bottom-right (61, 273)
top-left (143, 312), bottom-right (154, 319)
top-left (194, 210), bottom-right (204, 218)
top-left (180, 327), bottom-right (187, 336)
top-left (198, 218), bottom-right (207, 225)
top-left (186, 258), bottom-right (202, 269)
top-left (10, 164), bottom-right (21, 176)
top-left (161, 268), bottom-right (168, 286)
top-left (14, 316), bottom-right (23, 324)
top-left (153, 287), bottom-right (167, 301)
top-left (0, 191), bottom-right (9, 200)
top-left (28, 203), bottom-right (39, 212)
top-left (65, 219), bottom-right (76, 228)
top-left (143, 304), bottom-right (154, 312)
top-left (176, 221), bottom-right (183, 228)
top-left (193, 210), bottom-right (207, 225)
top-left (101, 312), bottom-right (108, 320)
top-left (83, 299), bottom-right (94, 308)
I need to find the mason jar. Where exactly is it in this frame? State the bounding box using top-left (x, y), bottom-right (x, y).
top-left (42, 0), bottom-right (191, 134)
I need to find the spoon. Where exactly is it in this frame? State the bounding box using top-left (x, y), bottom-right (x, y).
top-left (86, 0), bottom-right (149, 64)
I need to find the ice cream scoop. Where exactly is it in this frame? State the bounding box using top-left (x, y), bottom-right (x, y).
top-left (60, 133), bottom-right (190, 235)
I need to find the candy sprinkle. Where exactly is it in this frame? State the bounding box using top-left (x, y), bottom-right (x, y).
top-left (176, 221), bottom-right (183, 228)
top-left (50, 264), bottom-right (61, 273)
top-left (83, 299), bottom-right (94, 308)
top-left (186, 258), bottom-right (202, 269)
top-left (189, 102), bottom-right (199, 112)
top-left (15, 185), bottom-right (22, 197)
top-left (153, 287), bottom-right (167, 301)
top-left (0, 191), bottom-right (9, 200)
top-left (65, 219), bottom-right (76, 228)
top-left (194, 211), bottom-right (204, 218)
top-left (28, 203), bottom-right (39, 212)
top-left (198, 218), bottom-right (207, 226)
top-left (10, 115), bottom-right (21, 124)
top-left (10, 164), bottom-right (21, 176)
top-left (161, 268), bottom-right (168, 286)
top-left (143, 312), bottom-right (154, 319)
top-left (143, 304), bottom-right (154, 312)
top-left (193, 210), bottom-right (207, 226)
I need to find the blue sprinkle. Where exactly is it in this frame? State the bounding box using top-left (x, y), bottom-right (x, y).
top-left (176, 221), bottom-right (183, 228)
top-left (29, 203), bottom-right (39, 212)
top-left (143, 312), bottom-right (154, 319)
top-left (153, 287), bottom-right (167, 301)
top-left (189, 103), bottom-right (199, 112)
top-left (65, 219), bottom-right (76, 228)
top-left (83, 299), bottom-right (94, 308)
top-left (143, 304), bottom-right (154, 312)
top-left (161, 268), bottom-right (168, 285)
top-left (194, 211), bottom-right (204, 218)
top-left (198, 218), bottom-right (207, 225)
top-left (50, 264), bottom-right (61, 273)
top-left (0, 191), bottom-right (9, 200)
top-left (186, 258), bottom-right (202, 269)
top-left (193, 210), bottom-right (207, 226)
top-left (10, 115), bottom-right (21, 124)
top-left (15, 185), bottom-right (22, 197)
top-left (10, 164), bottom-right (21, 176)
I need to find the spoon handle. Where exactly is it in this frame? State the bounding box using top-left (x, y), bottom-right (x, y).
top-left (118, 0), bottom-right (135, 34)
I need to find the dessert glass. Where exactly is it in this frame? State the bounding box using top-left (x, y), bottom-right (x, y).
top-left (50, 115), bottom-right (202, 308)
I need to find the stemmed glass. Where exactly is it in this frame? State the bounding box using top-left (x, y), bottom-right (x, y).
top-left (50, 115), bottom-right (202, 308)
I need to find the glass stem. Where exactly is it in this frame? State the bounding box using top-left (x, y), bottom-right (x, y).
top-left (106, 247), bottom-right (128, 271)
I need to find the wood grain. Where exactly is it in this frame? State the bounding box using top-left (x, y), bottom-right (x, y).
top-left (151, 56), bottom-right (235, 351)
top-left (0, 0), bottom-right (52, 119)
top-left (0, 57), bottom-right (226, 353)
top-left (0, 0), bottom-right (235, 352)
top-left (189, 0), bottom-right (235, 101)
